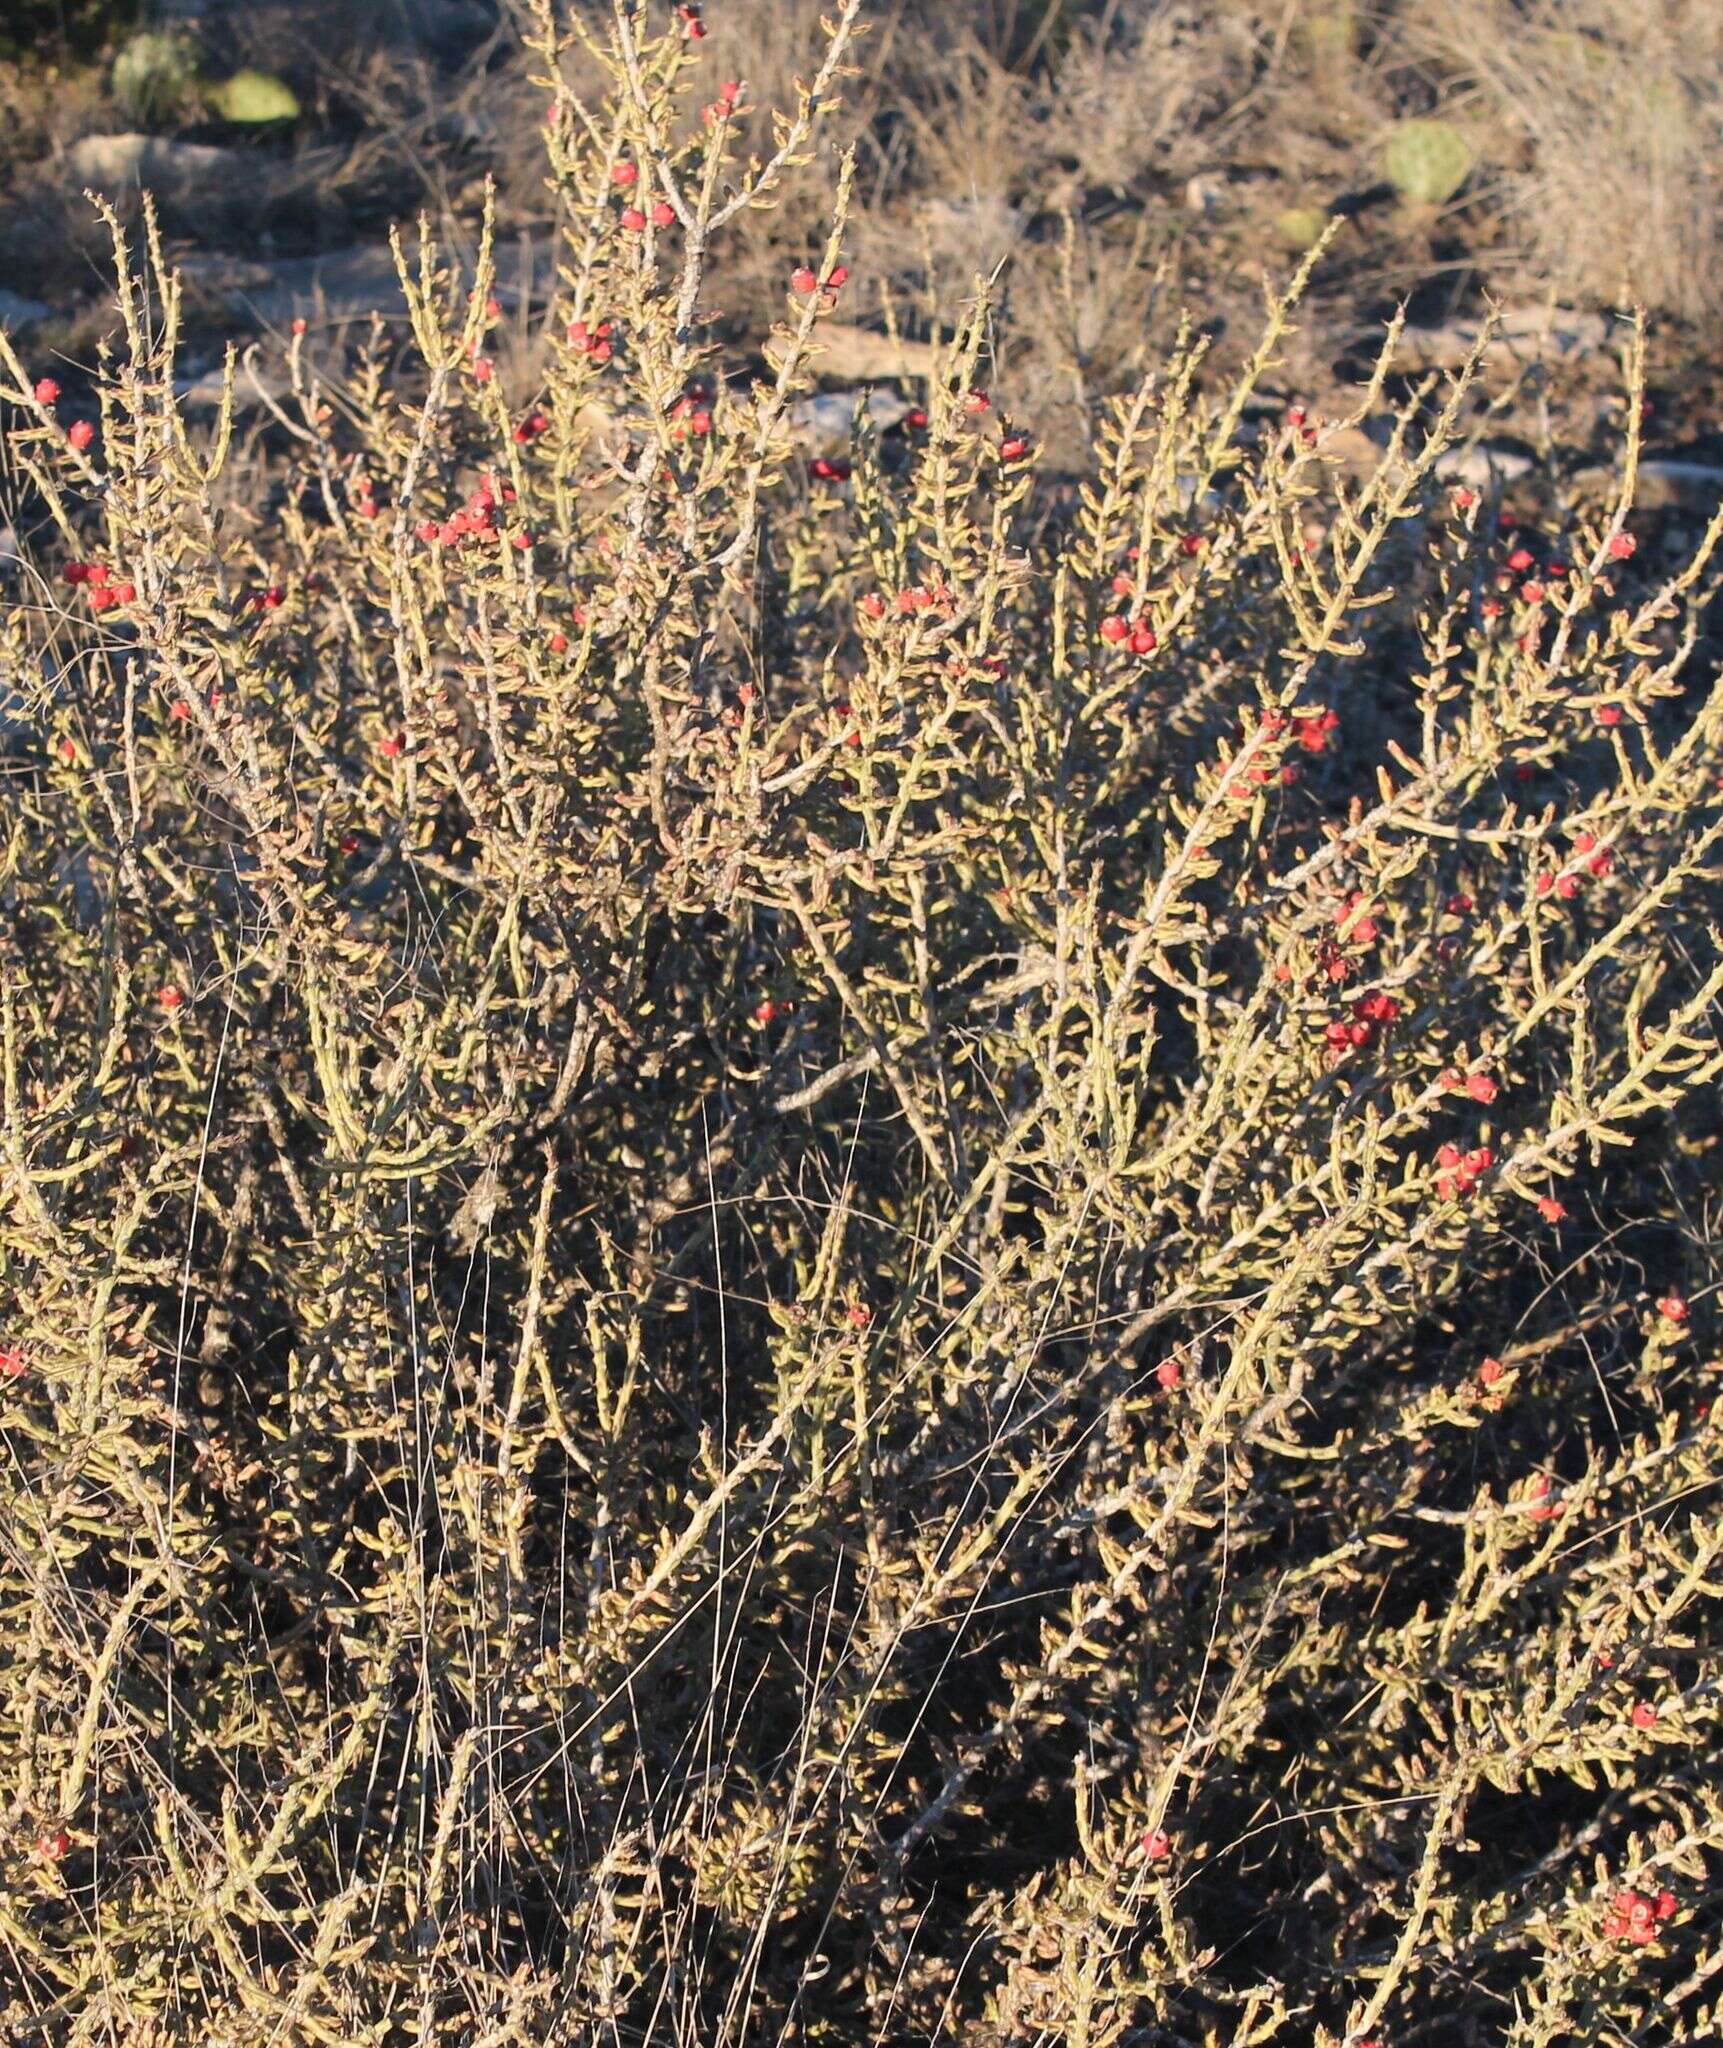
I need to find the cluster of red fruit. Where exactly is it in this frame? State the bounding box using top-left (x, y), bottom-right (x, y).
top-left (1439, 1067), bottom-right (1499, 1104)
top-left (1434, 1141), bottom-right (1494, 1202)
top-left (882, 582), bottom-right (955, 617)
top-left (1525, 1472), bottom-right (1563, 1521)
top-left (1325, 987), bottom-right (1400, 1057)
top-left (1603, 1886), bottom-right (1677, 1946)
top-left (669, 385), bottom-right (714, 440)
top-left (567, 317), bottom-right (617, 362)
top-left (1533, 829), bottom-right (1614, 906)
top-left (413, 476), bottom-right (522, 552)
top-left (1106, 610), bottom-right (1155, 651)
top-left (1294, 706), bottom-right (1339, 753)
top-left (62, 561), bottom-right (136, 610)
top-left (33, 374), bottom-right (97, 451)
top-left (791, 261), bottom-right (850, 296)
top-left (1303, 890), bottom-right (1380, 988)
top-left (350, 473), bottom-right (385, 521)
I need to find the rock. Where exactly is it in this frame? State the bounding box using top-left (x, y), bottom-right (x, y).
top-left (1390, 304), bottom-right (1612, 375)
top-left (766, 322), bottom-right (939, 383)
top-left (173, 354), bottom-right (292, 412)
top-left (1434, 441), bottom-right (1535, 487)
top-left (1626, 460), bottom-right (1723, 512)
top-left (179, 236), bottom-right (551, 330)
top-left (789, 388), bottom-right (913, 456)
top-left (65, 133), bottom-right (240, 193)
top-left (0, 288), bottom-right (49, 333)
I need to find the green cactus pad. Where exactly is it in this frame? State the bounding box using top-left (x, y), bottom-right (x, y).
top-left (206, 69), bottom-right (301, 126)
top-left (1383, 120), bottom-right (1474, 207)
top-left (1274, 206), bottom-right (1330, 252)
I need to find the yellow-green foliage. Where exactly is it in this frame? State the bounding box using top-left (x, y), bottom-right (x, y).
top-left (0, 4), bottom-right (1720, 2044)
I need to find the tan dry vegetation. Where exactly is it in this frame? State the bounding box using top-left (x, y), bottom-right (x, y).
top-left (0, 5), bottom-right (1721, 2048)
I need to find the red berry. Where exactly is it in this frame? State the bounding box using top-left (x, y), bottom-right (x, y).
top-left (0, 1347), bottom-right (26, 1379)
top-left (548, 631), bottom-right (569, 653)
top-left (1000, 435), bottom-right (1029, 460)
top-left (1536, 1195), bottom-right (1567, 1223)
top-left (651, 201), bottom-right (675, 228)
top-left (380, 734), bottom-right (404, 759)
top-left (1507, 547), bottom-right (1535, 572)
top-left (1608, 532), bottom-right (1636, 560)
top-left (1155, 1356), bottom-right (1182, 1391)
top-left (620, 206), bottom-right (647, 231)
top-left (158, 985), bottom-right (184, 1011)
top-left (1657, 1294), bottom-right (1688, 1325)
top-left (611, 160), bottom-right (638, 186)
top-left (826, 264), bottom-right (849, 288)
top-left (1478, 1356), bottom-right (1505, 1385)
top-left (1141, 1828), bottom-right (1172, 1860)
top-left (67, 419), bottom-right (95, 452)
top-left (1099, 615), bottom-right (1129, 644)
top-left (1129, 624), bottom-right (1157, 655)
top-left (1630, 1700), bottom-right (1658, 1730)
top-left (33, 376), bottom-right (60, 406)
top-left (1465, 1072), bottom-right (1498, 1104)
top-left (790, 266), bottom-right (819, 294)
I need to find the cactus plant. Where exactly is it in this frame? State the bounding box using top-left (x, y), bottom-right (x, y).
top-left (1274, 205), bottom-right (1329, 252)
top-left (110, 28), bottom-right (199, 127)
top-left (1301, 2), bottom-right (1357, 64)
top-left (205, 68), bottom-right (301, 126)
top-left (1383, 119), bottom-right (1474, 207)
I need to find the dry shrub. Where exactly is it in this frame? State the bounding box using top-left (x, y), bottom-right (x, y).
top-left (1, 4), bottom-right (1721, 2046)
top-left (1408, 0), bottom-right (1723, 319)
